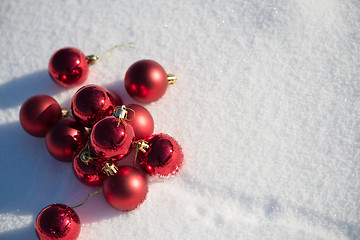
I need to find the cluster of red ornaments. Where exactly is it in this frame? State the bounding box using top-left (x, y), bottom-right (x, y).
top-left (20, 47), bottom-right (183, 240)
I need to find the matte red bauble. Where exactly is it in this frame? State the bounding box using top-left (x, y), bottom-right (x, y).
top-left (126, 104), bottom-right (154, 140)
top-left (108, 90), bottom-right (123, 107)
top-left (90, 116), bottom-right (134, 160)
top-left (103, 166), bottom-right (148, 211)
top-left (73, 149), bottom-right (106, 187)
top-left (71, 85), bottom-right (115, 128)
top-left (19, 95), bottom-right (62, 137)
top-left (49, 47), bottom-right (89, 88)
top-left (35, 203), bottom-right (81, 240)
top-left (138, 134), bottom-right (184, 177)
top-left (46, 119), bottom-right (88, 162)
top-left (124, 59), bottom-right (168, 103)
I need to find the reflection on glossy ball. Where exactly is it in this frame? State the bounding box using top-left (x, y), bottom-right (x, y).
top-left (90, 116), bottom-right (134, 160)
top-left (139, 134), bottom-right (184, 177)
top-left (49, 47), bottom-right (89, 88)
top-left (71, 84), bottom-right (114, 127)
top-left (35, 203), bottom-right (81, 240)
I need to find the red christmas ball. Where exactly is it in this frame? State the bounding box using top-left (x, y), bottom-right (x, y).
top-left (73, 149), bottom-right (106, 187)
top-left (108, 90), bottom-right (123, 107)
top-left (19, 95), bottom-right (62, 137)
top-left (126, 104), bottom-right (154, 140)
top-left (124, 59), bottom-right (168, 103)
top-left (71, 85), bottom-right (115, 128)
top-left (138, 134), bottom-right (184, 177)
top-left (46, 119), bottom-right (88, 162)
top-left (90, 116), bottom-right (134, 160)
top-left (49, 47), bottom-right (89, 88)
top-left (35, 203), bottom-right (81, 240)
top-left (103, 166), bottom-right (148, 211)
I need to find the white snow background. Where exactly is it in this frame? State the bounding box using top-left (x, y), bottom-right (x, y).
top-left (0, 0), bottom-right (359, 239)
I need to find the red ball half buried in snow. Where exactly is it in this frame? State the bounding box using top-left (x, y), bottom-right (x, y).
top-left (124, 59), bottom-right (168, 103)
top-left (90, 116), bottom-right (134, 160)
top-left (71, 84), bottom-right (115, 128)
top-left (35, 203), bottom-right (81, 240)
top-left (103, 166), bottom-right (148, 211)
top-left (46, 119), bottom-right (88, 162)
top-left (49, 47), bottom-right (89, 88)
top-left (19, 95), bottom-right (62, 137)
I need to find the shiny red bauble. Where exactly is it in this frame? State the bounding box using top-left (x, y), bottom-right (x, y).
top-left (126, 104), bottom-right (154, 140)
top-left (20, 95), bottom-right (62, 137)
top-left (71, 85), bottom-right (115, 128)
top-left (103, 166), bottom-right (148, 211)
top-left (35, 203), bottom-right (81, 240)
top-left (138, 134), bottom-right (184, 177)
top-left (49, 47), bottom-right (89, 88)
top-left (73, 149), bottom-right (106, 187)
top-left (124, 59), bottom-right (168, 103)
top-left (46, 119), bottom-right (88, 162)
top-left (90, 116), bottom-right (134, 160)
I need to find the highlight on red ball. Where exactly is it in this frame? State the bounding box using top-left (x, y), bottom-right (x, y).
top-left (103, 166), bottom-right (148, 211)
top-left (19, 95), bottom-right (62, 137)
top-left (125, 104), bottom-right (154, 140)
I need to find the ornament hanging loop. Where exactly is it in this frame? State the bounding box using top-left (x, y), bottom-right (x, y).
top-left (114, 105), bottom-right (127, 119)
top-left (99, 42), bottom-right (136, 61)
top-left (80, 151), bottom-right (92, 164)
top-left (113, 105), bottom-right (136, 126)
top-left (106, 42), bottom-right (135, 56)
top-left (71, 188), bottom-right (103, 209)
top-left (85, 42), bottom-right (135, 65)
top-left (76, 142), bottom-right (98, 165)
top-left (114, 105), bottom-right (128, 127)
top-left (167, 73), bottom-right (177, 85)
top-left (124, 107), bottom-right (135, 121)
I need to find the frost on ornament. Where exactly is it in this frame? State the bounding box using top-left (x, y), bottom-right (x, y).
top-left (138, 133), bottom-right (184, 177)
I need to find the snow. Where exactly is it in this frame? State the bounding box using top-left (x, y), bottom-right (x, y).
top-left (0, 0), bottom-right (359, 239)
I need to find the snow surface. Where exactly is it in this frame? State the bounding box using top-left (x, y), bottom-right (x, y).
top-left (0, 0), bottom-right (360, 239)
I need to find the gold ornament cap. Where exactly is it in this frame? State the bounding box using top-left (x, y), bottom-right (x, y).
top-left (102, 162), bottom-right (118, 176)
